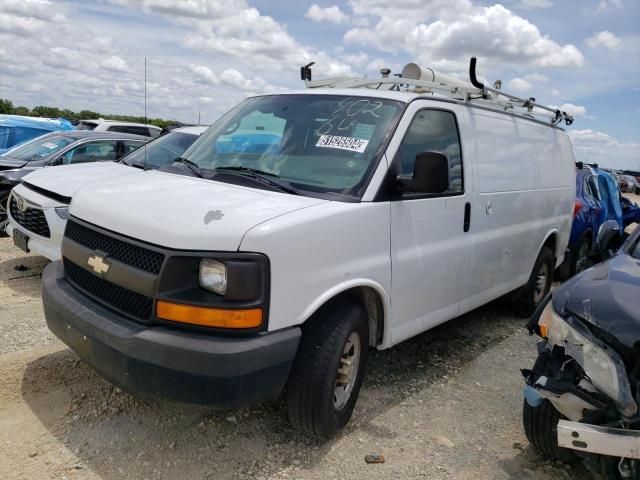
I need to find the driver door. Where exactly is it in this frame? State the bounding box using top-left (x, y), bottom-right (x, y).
top-left (388, 103), bottom-right (469, 344)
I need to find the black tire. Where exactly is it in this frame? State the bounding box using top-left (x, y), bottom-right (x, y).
top-left (513, 246), bottom-right (554, 317)
top-left (0, 193), bottom-right (9, 238)
top-left (523, 399), bottom-right (575, 463)
top-left (286, 298), bottom-right (368, 438)
top-left (568, 236), bottom-right (591, 278)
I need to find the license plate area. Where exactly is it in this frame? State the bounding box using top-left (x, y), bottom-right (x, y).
top-left (13, 229), bottom-right (29, 253)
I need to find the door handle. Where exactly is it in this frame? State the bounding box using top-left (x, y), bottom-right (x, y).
top-left (464, 202), bottom-right (471, 232)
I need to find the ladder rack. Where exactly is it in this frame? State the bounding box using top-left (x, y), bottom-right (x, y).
top-left (300, 58), bottom-right (573, 127)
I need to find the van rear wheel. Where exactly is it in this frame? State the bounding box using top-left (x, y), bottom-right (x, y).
top-left (286, 298), bottom-right (368, 438)
top-left (513, 246), bottom-right (554, 317)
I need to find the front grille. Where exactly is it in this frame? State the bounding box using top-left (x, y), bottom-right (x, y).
top-left (65, 221), bottom-right (164, 274)
top-left (10, 196), bottom-right (50, 237)
top-left (64, 259), bottom-right (153, 320)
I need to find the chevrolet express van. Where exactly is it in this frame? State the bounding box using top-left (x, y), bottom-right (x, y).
top-left (41, 61), bottom-right (576, 437)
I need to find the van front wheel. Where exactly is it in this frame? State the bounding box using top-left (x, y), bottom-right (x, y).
top-left (286, 298), bottom-right (368, 437)
top-left (513, 246), bottom-right (554, 317)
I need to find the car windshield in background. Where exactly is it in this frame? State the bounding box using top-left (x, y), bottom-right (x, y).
top-left (5, 135), bottom-right (75, 161)
top-left (182, 94), bottom-right (403, 197)
top-left (123, 131), bottom-right (199, 168)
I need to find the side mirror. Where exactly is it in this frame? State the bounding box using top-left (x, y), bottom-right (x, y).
top-left (48, 157), bottom-right (63, 167)
top-left (396, 151), bottom-right (449, 195)
top-left (596, 219), bottom-right (621, 258)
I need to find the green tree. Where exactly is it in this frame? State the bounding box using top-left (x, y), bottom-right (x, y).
top-left (32, 105), bottom-right (62, 118)
top-left (13, 106), bottom-right (30, 116)
top-left (0, 98), bottom-right (14, 114)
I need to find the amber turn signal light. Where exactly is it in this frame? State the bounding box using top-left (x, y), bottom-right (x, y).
top-left (156, 301), bottom-right (263, 329)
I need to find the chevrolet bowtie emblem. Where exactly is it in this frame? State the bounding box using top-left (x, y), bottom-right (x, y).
top-left (87, 254), bottom-right (110, 275)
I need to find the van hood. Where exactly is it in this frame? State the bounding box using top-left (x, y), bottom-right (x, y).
top-left (70, 170), bottom-right (328, 251)
top-left (23, 162), bottom-right (137, 200)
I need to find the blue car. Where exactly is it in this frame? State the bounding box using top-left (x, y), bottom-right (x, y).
top-left (0, 115), bottom-right (75, 155)
top-left (559, 163), bottom-right (640, 278)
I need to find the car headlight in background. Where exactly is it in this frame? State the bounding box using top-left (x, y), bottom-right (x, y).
top-left (539, 302), bottom-right (637, 417)
top-left (199, 258), bottom-right (227, 295)
top-left (55, 207), bottom-right (70, 220)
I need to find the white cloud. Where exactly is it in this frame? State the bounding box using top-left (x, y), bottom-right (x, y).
top-left (305, 4), bottom-right (349, 24)
top-left (189, 64), bottom-right (219, 85)
top-left (507, 77), bottom-right (532, 92)
top-left (101, 55), bottom-right (129, 72)
top-left (519, 0), bottom-right (553, 8)
top-left (595, 0), bottom-right (624, 13)
top-left (586, 30), bottom-right (623, 50)
top-left (345, 3), bottom-right (584, 71)
top-left (556, 103), bottom-right (587, 118)
top-left (569, 129), bottom-right (640, 170)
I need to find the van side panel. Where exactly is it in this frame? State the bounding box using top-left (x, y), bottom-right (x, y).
top-left (460, 109), bottom-right (574, 314)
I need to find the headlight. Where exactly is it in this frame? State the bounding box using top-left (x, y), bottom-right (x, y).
top-left (199, 259), bottom-right (227, 295)
top-left (55, 207), bottom-right (70, 219)
top-left (539, 302), bottom-right (637, 417)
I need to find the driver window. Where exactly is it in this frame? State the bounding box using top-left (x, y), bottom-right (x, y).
top-left (61, 141), bottom-right (118, 164)
top-left (399, 110), bottom-right (463, 194)
top-left (216, 111), bottom-right (286, 155)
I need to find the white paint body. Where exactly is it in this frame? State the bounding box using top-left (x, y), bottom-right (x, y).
top-left (62, 91), bottom-right (575, 349)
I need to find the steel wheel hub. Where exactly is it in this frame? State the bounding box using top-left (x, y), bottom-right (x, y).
top-left (534, 263), bottom-right (549, 303)
top-left (334, 332), bottom-right (361, 411)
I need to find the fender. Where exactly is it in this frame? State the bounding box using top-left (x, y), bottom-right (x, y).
top-left (535, 229), bottom-right (561, 268)
top-left (297, 278), bottom-right (393, 349)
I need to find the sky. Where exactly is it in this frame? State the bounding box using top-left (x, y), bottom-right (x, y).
top-left (0, 0), bottom-right (638, 170)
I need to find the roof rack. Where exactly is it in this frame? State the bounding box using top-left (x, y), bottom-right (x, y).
top-left (300, 58), bottom-right (574, 127)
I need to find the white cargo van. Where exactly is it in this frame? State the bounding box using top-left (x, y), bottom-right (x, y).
top-left (42, 59), bottom-right (576, 437)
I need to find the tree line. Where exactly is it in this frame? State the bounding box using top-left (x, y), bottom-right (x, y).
top-left (0, 98), bottom-right (177, 128)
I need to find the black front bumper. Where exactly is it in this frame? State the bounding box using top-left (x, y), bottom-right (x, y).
top-left (42, 261), bottom-right (301, 407)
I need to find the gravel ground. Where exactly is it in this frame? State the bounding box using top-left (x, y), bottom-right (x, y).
top-left (0, 235), bottom-right (593, 480)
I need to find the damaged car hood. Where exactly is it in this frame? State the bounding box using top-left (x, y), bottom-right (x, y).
top-left (70, 170), bottom-right (328, 251)
top-left (553, 253), bottom-right (640, 349)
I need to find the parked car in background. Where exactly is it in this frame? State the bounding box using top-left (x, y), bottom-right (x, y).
top-left (6, 126), bottom-right (206, 259)
top-left (0, 115), bottom-right (74, 155)
top-left (76, 119), bottom-right (161, 138)
top-left (0, 131), bottom-right (147, 235)
top-left (557, 164), bottom-right (639, 279)
top-left (624, 174), bottom-right (640, 195)
top-left (523, 222), bottom-right (640, 478)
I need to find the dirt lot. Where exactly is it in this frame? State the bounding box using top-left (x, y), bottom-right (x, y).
top-left (0, 238), bottom-right (596, 480)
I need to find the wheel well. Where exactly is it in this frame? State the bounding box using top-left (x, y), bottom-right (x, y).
top-left (310, 287), bottom-right (385, 348)
top-left (543, 233), bottom-right (558, 263)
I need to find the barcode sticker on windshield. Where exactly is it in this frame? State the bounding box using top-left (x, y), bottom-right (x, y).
top-left (42, 142), bottom-right (58, 149)
top-left (315, 135), bottom-right (368, 153)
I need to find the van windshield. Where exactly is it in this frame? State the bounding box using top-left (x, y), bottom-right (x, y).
top-left (182, 94), bottom-right (403, 198)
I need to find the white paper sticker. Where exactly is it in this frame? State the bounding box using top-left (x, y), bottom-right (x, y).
top-left (315, 135), bottom-right (369, 153)
top-left (42, 142), bottom-right (58, 149)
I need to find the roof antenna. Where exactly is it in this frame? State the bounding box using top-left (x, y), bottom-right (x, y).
top-left (144, 56), bottom-right (148, 171)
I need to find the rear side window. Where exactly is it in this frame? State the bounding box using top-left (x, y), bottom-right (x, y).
top-left (60, 140), bottom-right (118, 164)
top-left (584, 175), bottom-right (600, 200)
top-left (122, 140), bottom-right (144, 155)
top-left (398, 109), bottom-right (463, 194)
top-left (108, 125), bottom-right (150, 136)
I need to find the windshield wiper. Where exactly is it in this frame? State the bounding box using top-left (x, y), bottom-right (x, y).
top-left (213, 166), bottom-right (301, 195)
top-left (174, 157), bottom-right (204, 178)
